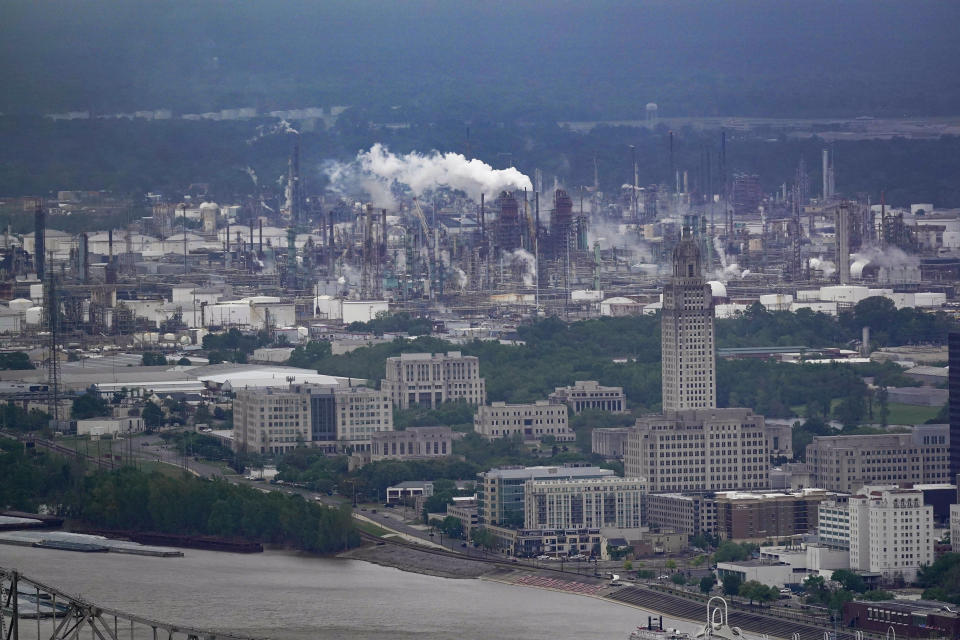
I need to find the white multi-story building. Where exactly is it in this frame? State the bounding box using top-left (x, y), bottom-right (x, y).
top-left (849, 486), bottom-right (934, 584)
top-left (371, 426), bottom-right (454, 462)
top-left (381, 352), bottom-right (486, 409)
top-left (233, 383), bottom-right (393, 455)
top-left (549, 380), bottom-right (626, 414)
top-left (817, 497), bottom-right (852, 549)
top-left (523, 476), bottom-right (647, 531)
top-left (624, 408), bottom-right (769, 492)
top-left (661, 227), bottom-right (716, 412)
top-left (473, 400), bottom-right (574, 442)
top-left (950, 504), bottom-right (960, 550)
top-left (806, 425), bottom-right (951, 493)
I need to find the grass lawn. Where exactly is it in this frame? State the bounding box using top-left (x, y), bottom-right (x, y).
top-left (354, 519), bottom-right (391, 538)
top-left (884, 402), bottom-right (942, 425)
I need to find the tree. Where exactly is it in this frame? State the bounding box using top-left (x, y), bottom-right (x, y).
top-left (141, 352), bottom-right (168, 366)
top-left (665, 559), bottom-right (678, 572)
top-left (0, 352), bottom-right (34, 370)
top-left (713, 541), bottom-right (757, 563)
top-left (71, 392), bottom-right (111, 420)
top-left (670, 573), bottom-right (686, 585)
top-left (177, 357), bottom-right (192, 366)
top-left (722, 574), bottom-right (742, 597)
top-left (471, 527), bottom-right (495, 550)
top-left (831, 569), bottom-right (867, 593)
top-left (142, 402), bottom-right (163, 428)
top-left (700, 575), bottom-right (717, 594)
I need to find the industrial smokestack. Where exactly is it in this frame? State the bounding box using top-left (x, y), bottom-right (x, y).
top-left (480, 193), bottom-right (485, 239)
top-left (669, 131), bottom-right (674, 194)
top-left (328, 210), bottom-right (334, 248)
top-left (34, 202), bottom-right (46, 282)
top-left (861, 326), bottom-right (870, 357)
top-left (79, 232), bottom-right (89, 283)
top-left (822, 148), bottom-right (830, 200)
top-left (837, 202), bottom-right (851, 285)
top-left (258, 220), bottom-right (263, 256)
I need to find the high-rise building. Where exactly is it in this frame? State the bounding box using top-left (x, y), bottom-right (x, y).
top-left (523, 476), bottom-right (647, 531)
top-left (624, 228), bottom-right (769, 492)
top-left (949, 332), bottom-right (960, 481)
top-left (233, 383), bottom-right (393, 455)
top-left (661, 227), bottom-right (716, 412)
top-left (625, 408), bottom-right (769, 492)
top-left (473, 400), bottom-right (574, 442)
top-left (714, 489), bottom-right (835, 542)
top-left (849, 486), bottom-right (934, 584)
top-left (806, 425), bottom-right (951, 493)
top-left (477, 465), bottom-right (615, 527)
top-left (381, 351), bottom-right (486, 409)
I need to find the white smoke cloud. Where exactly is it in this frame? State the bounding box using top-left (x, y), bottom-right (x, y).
top-left (510, 248), bottom-right (537, 287)
top-left (325, 143), bottom-right (533, 210)
top-left (453, 267), bottom-right (468, 291)
top-left (710, 263), bottom-right (746, 281)
top-left (851, 245), bottom-right (919, 270)
top-left (809, 257), bottom-right (836, 278)
top-left (246, 119), bottom-right (299, 144)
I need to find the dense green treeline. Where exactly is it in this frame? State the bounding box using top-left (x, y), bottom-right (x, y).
top-left (291, 300), bottom-right (956, 424)
top-left (0, 437), bottom-right (360, 553)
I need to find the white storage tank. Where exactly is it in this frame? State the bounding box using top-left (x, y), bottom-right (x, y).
top-left (25, 306), bottom-right (43, 326)
top-left (342, 300), bottom-right (389, 324)
top-left (8, 298), bottom-right (32, 312)
top-left (314, 295), bottom-right (342, 320)
top-left (796, 290), bottom-right (820, 301)
top-left (759, 294), bottom-right (794, 311)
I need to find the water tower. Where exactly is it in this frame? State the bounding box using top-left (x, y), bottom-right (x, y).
top-left (645, 102), bottom-right (658, 124)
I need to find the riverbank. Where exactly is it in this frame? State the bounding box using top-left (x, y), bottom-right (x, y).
top-left (339, 542), bottom-right (507, 579)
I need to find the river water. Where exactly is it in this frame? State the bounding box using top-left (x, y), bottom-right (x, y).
top-left (1, 545), bottom-right (703, 640)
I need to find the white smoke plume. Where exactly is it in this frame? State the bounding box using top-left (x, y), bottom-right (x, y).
top-left (851, 245), bottom-right (919, 270)
top-left (510, 248), bottom-right (537, 287)
top-left (453, 267), bottom-right (468, 291)
top-left (809, 257), bottom-right (836, 278)
top-left (325, 143), bottom-right (533, 209)
top-left (710, 263), bottom-right (746, 281)
top-left (246, 119), bottom-right (299, 144)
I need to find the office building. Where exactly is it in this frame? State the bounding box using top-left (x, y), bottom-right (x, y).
top-left (646, 493), bottom-right (718, 537)
top-left (233, 383), bottom-right (393, 455)
top-left (818, 496), bottom-right (852, 549)
top-left (806, 425), bottom-right (951, 493)
top-left (714, 489), bottom-right (835, 542)
top-left (624, 408), bottom-right (769, 492)
top-left (371, 426), bottom-right (454, 462)
top-left (381, 351), bottom-right (485, 409)
top-left (473, 400), bottom-right (574, 442)
top-left (849, 486), bottom-right (934, 584)
top-left (524, 476), bottom-right (647, 531)
top-left (477, 465), bottom-right (614, 527)
top-left (661, 226), bottom-right (716, 412)
top-left (949, 332), bottom-right (960, 482)
top-left (549, 380), bottom-right (626, 414)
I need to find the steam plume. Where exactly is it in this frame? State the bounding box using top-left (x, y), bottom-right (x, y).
top-left (326, 143), bottom-right (532, 209)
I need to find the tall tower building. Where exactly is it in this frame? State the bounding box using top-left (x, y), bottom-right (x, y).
top-left (949, 332), bottom-right (960, 482)
top-left (661, 227), bottom-right (716, 411)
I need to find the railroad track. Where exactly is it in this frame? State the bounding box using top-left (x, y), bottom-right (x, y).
top-left (609, 586), bottom-right (853, 640)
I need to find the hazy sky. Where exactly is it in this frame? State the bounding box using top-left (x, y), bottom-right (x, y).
top-left (2, 1), bottom-right (957, 117)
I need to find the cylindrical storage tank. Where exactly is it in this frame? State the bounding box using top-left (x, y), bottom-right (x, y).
top-left (25, 306), bottom-right (43, 325)
top-left (8, 298), bottom-right (33, 312)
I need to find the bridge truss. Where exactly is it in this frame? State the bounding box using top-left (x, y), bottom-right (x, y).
top-left (1, 569), bottom-right (259, 640)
